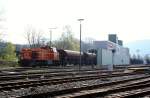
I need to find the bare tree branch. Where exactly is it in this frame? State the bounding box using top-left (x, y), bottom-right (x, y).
top-left (25, 26), bottom-right (44, 48)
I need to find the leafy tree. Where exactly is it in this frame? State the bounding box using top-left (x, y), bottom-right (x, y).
top-left (0, 42), bottom-right (16, 61)
top-left (144, 54), bottom-right (150, 64)
top-left (53, 25), bottom-right (79, 51)
top-left (132, 54), bottom-right (137, 59)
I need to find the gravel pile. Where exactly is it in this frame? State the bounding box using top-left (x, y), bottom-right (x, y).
top-left (0, 74), bottom-right (147, 98)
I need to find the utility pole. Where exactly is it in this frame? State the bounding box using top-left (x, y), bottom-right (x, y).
top-left (49, 28), bottom-right (56, 47)
top-left (78, 19), bottom-right (84, 70)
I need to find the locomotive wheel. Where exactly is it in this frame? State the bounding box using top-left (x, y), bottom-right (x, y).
top-left (19, 60), bottom-right (31, 67)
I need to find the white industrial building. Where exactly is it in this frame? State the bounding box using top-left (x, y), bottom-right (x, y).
top-left (93, 34), bottom-right (130, 67)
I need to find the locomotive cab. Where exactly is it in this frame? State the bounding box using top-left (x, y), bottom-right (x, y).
top-left (19, 47), bottom-right (59, 66)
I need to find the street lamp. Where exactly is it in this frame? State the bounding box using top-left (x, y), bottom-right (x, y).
top-left (49, 28), bottom-right (57, 47)
top-left (78, 19), bottom-right (84, 70)
top-left (112, 49), bottom-right (116, 70)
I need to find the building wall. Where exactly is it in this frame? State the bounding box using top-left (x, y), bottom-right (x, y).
top-left (94, 41), bottom-right (130, 65)
top-left (94, 41), bottom-right (108, 49)
top-left (97, 48), bottom-right (112, 65)
top-left (113, 46), bottom-right (130, 65)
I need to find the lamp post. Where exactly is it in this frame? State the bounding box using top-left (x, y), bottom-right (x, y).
top-left (78, 19), bottom-right (84, 70)
top-left (49, 28), bottom-right (56, 47)
top-left (111, 49), bottom-right (116, 71)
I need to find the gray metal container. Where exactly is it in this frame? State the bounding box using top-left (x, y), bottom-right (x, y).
top-left (118, 40), bottom-right (123, 46)
top-left (108, 34), bottom-right (118, 44)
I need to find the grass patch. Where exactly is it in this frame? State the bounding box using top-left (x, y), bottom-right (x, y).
top-left (0, 60), bottom-right (19, 68)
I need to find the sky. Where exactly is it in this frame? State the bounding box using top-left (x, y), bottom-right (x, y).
top-left (0, 0), bottom-right (150, 44)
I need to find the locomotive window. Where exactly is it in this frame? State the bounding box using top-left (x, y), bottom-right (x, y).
top-left (49, 49), bottom-right (52, 52)
top-left (53, 48), bottom-right (57, 52)
top-left (32, 51), bottom-right (38, 59)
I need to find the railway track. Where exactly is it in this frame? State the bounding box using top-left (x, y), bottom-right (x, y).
top-left (1, 73), bottom-right (148, 98)
top-left (52, 74), bottom-right (150, 98)
top-left (0, 70), bottom-right (137, 91)
top-left (0, 66), bottom-right (150, 98)
top-left (0, 69), bottom-right (125, 81)
top-left (0, 64), bottom-right (148, 78)
top-left (0, 66), bottom-right (100, 75)
top-left (104, 83), bottom-right (150, 98)
top-left (0, 68), bottom-right (121, 75)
